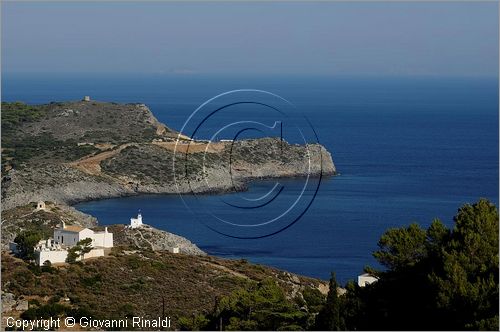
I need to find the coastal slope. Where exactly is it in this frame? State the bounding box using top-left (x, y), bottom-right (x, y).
top-left (0, 201), bottom-right (205, 255)
top-left (1, 248), bottom-right (328, 330)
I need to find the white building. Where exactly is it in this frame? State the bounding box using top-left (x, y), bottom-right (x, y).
top-left (129, 212), bottom-right (143, 229)
top-left (35, 201), bottom-right (46, 211)
top-left (357, 273), bottom-right (378, 287)
top-left (34, 223), bottom-right (113, 266)
top-left (54, 222), bottom-right (113, 248)
top-left (169, 247), bottom-right (180, 254)
top-left (35, 241), bottom-right (105, 267)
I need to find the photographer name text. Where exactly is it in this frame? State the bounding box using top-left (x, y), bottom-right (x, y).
top-left (5, 316), bottom-right (172, 330)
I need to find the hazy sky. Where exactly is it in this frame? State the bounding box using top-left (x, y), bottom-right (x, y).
top-left (2, 1), bottom-right (498, 77)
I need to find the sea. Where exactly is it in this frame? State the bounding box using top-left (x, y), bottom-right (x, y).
top-left (3, 73), bottom-right (498, 283)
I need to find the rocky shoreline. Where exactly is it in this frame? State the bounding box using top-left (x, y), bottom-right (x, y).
top-left (2, 166), bottom-right (333, 211)
top-left (2, 139), bottom-right (334, 210)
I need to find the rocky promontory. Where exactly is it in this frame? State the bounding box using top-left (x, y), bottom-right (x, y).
top-left (1, 100), bottom-right (336, 209)
top-left (110, 224), bottom-right (206, 256)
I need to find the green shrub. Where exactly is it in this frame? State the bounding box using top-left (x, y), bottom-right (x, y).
top-left (14, 230), bottom-right (43, 260)
top-left (20, 303), bottom-right (70, 320)
top-left (302, 287), bottom-right (326, 313)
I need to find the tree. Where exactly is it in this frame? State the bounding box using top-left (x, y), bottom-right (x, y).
top-left (314, 273), bottom-right (345, 331)
top-left (78, 238), bottom-right (93, 258)
top-left (429, 199), bottom-right (499, 330)
top-left (373, 223), bottom-right (427, 271)
top-left (316, 199), bottom-right (498, 331)
top-left (210, 278), bottom-right (309, 330)
top-left (177, 314), bottom-right (210, 331)
top-left (66, 248), bottom-right (79, 264)
top-left (66, 238), bottom-right (93, 264)
top-left (14, 230), bottom-right (43, 260)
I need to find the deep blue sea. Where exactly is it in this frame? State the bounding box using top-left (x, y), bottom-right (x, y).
top-left (3, 73), bottom-right (499, 283)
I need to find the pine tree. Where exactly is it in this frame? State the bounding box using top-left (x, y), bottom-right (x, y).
top-left (315, 272), bottom-right (345, 330)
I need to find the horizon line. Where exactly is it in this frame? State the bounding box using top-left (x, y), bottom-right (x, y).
top-left (2, 71), bottom-right (499, 80)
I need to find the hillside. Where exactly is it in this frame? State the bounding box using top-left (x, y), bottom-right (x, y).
top-left (1, 202), bottom-right (96, 250)
top-left (1, 248), bottom-right (328, 330)
top-left (1, 200), bottom-right (328, 330)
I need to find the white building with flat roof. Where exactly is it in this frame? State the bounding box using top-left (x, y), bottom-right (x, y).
top-left (358, 273), bottom-right (378, 287)
top-left (54, 222), bottom-right (113, 248)
top-left (33, 222), bottom-right (113, 266)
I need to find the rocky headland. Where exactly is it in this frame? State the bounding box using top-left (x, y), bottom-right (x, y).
top-left (2, 100), bottom-right (335, 210)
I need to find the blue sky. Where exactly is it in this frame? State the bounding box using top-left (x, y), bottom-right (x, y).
top-left (2, 1), bottom-right (498, 77)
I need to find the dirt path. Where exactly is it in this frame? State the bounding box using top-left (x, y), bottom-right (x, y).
top-left (134, 229), bottom-right (156, 251)
top-left (68, 143), bottom-right (136, 176)
top-left (65, 140), bottom-right (218, 192)
top-left (69, 140), bottom-right (228, 177)
top-left (152, 141), bottom-right (226, 154)
top-left (203, 261), bottom-right (249, 279)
